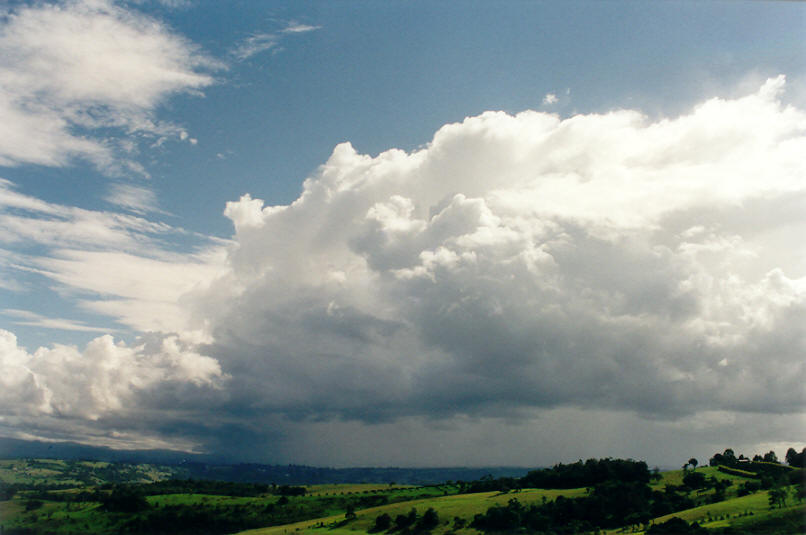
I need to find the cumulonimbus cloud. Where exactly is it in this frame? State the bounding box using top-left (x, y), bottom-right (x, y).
top-left (203, 75), bottom-right (805, 424)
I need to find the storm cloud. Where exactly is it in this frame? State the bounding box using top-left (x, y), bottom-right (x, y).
top-left (2, 77), bottom-right (804, 464)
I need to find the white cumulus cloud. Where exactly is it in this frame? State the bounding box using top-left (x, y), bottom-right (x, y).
top-left (0, 328), bottom-right (225, 421)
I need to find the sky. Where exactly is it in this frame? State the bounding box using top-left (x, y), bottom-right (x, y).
top-left (0, 0), bottom-right (805, 468)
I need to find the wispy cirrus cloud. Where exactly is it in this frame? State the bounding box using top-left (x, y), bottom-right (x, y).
top-left (1, 309), bottom-right (115, 334)
top-left (232, 21), bottom-right (320, 61)
top-left (0, 178), bottom-right (228, 335)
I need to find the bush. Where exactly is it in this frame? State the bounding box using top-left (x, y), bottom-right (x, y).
top-left (647, 517), bottom-right (706, 533)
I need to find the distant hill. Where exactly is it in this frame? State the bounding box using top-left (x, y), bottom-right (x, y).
top-left (0, 437), bottom-right (531, 485)
top-left (0, 436), bottom-right (216, 465)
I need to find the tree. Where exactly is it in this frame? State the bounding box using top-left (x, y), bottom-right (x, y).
top-left (395, 508), bottom-right (417, 530)
top-left (762, 451), bottom-right (779, 464)
top-left (785, 447), bottom-right (805, 468)
top-left (722, 449), bottom-right (736, 465)
top-left (373, 513), bottom-right (392, 531)
top-left (683, 471), bottom-right (707, 490)
top-left (416, 508), bottom-right (439, 531)
top-left (768, 486), bottom-right (788, 509)
top-left (345, 504), bottom-right (357, 521)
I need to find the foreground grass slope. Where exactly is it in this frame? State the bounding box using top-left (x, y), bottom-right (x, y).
top-left (238, 488), bottom-right (588, 535)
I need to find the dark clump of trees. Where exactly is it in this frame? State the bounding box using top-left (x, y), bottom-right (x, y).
top-left (372, 512), bottom-right (392, 532)
top-left (101, 485), bottom-right (149, 513)
top-left (464, 458), bottom-right (652, 494)
top-left (369, 507), bottom-right (440, 533)
top-left (520, 458), bottom-right (651, 489)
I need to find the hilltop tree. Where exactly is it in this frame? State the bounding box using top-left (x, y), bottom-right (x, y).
top-left (762, 451), bottom-right (779, 464)
top-left (785, 447), bottom-right (805, 468)
top-left (709, 448), bottom-right (737, 467)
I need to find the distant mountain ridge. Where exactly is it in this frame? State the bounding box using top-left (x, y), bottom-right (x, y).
top-left (0, 437), bottom-right (532, 485)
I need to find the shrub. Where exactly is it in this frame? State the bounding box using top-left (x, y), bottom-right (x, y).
top-left (415, 508), bottom-right (439, 531)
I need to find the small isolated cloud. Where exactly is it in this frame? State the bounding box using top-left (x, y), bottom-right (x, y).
top-left (233, 21), bottom-right (320, 61)
top-left (281, 23), bottom-right (320, 34)
top-left (0, 0), bottom-right (219, 174)
top-left (542, 92), bottom-right (558, 105)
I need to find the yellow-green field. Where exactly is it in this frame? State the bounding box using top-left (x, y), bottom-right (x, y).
top-left (602, 487), bottom-right (805, 534)
top-left (649, 466), bottom-right (755, 490)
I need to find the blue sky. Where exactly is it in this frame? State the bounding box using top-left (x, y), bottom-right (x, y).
top-left (0, 0), bottom-right (804, 466)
